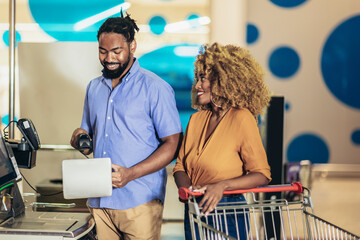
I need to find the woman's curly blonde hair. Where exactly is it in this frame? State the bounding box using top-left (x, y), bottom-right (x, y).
top-left (191, 43), bottom-right (271, 117)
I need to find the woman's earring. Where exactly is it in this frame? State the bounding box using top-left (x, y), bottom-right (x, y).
top-left (210, 95), bottom-right (222, 108)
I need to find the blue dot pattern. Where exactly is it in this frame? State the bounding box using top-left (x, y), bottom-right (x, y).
top-left (287, 133), bottom-right (329, 163)
top-left (321, 15), bottom-right (360, 109)
top-left (269, 46), bottom-right (300, 78)
top-left (284, 102), bottom-right (290, 112)
top-left (2, 30), bottom-right (21, 47)
top-left (351, 130), bottom-right (360, 145)
top-left (187, 14), bottom-right (199, 21)
top-left (28, 0), bottom-right (123, 41)
top-left (1, 115), bottom-right (9, 125)
top-left (138, 44), bottom-right (199, 111)
top-left (246, 23), bottom-right (259, 44)
top-left (149, 15), bottom-right (167, 35)
top-left (1, 114), bottom-right (18, 126)
top-left (270, 0), bottom-right (307, 8)
top-left (187, 14), bottom-right (201, 29)
top-left (6, 0), bottom-right (359, 165)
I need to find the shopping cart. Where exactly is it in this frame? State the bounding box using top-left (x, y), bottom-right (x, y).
top-left (178, 182), bottom-right (359, 240)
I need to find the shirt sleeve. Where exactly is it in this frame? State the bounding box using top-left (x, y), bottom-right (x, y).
top-left (149, 80), bottom-right (182, 139)
top-left (238, 112), bottom-right (272, 181)
top-left (80, 83), bottom-right (92, 136)
top-left (172, 115), bottom-right (193, 175)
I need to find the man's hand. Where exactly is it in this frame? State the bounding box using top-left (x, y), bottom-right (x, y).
top-left (111, 164), bottom-right (134, 188)
top-left (70, 128), bottom-right (92, 155)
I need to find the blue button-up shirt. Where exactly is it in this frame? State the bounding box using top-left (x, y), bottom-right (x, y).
top-left (80, 59), bottom-right (182, 210)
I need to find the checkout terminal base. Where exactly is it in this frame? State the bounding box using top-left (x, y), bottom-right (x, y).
top-left (0, 183), bottom-right (95, 239)
top-left (0, 210), bottom-right (95, 240)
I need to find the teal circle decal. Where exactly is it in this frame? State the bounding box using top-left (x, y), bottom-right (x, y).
top-left (2, 30), bottom-right (21, 47)
top-left (28, 0), bottom-right (124, 41)
top-left (149, 15), bottom-right (167, 35)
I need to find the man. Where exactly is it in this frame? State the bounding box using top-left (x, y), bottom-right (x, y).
top-left (70, 13), bottom-right (182, 240)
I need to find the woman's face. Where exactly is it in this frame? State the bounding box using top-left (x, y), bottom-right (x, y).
top-left (195, 73), bottom-right (211, 105)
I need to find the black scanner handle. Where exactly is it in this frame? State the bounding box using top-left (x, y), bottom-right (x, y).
top-left (77, 133), bottom-right (93, 150)
top-left (16, 118), bottom-right (40, 150)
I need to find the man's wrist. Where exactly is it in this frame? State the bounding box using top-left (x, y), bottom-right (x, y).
top-left (127, 166), bottom-right (137, 182)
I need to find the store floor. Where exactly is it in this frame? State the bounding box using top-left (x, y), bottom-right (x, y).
top-left (310, 176), bottom-right (360, 236)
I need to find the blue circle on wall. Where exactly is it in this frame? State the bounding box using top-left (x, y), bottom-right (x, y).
top-left (285, 101), bottom-right (291, 111)
top-left (246, 23), bottom-right (259, 44)
top-left (287, 133), bottom-right (329, 163)
top-left (321, 15), bottom-right (360, 109)
top-left (351, 129), bottom-right (360, 145)
top-left (269, 46), bottom-right (300, 78)
top-left (270, 0), bottom-right (307, 8)
top-left (187, 14), bottom-right (201, 29)
top-left (1, 114), bottom-right (18, 126)
top-left (138, 44), bottom-right (198, 89)
top-left (28, 0), bottom-right (123, 41)
top-left (138, 44), bottom-right (199, 110)
top-left (2, 30), bottom-right (21, 47)
top-left (149, 15), bottom-right (167, 35)
top-left (187, 14), bottom-right (199, 20)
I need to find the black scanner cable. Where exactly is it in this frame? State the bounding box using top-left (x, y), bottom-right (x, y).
top-left (3, 122), bottom-right (90, 196)
top-left (20, 172), bottom-right (63, 197)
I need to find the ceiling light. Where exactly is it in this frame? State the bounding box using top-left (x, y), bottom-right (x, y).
top-left (74, 2), bottom-right (131, 31)
top-left (165, 16), bottom-right (210, 33)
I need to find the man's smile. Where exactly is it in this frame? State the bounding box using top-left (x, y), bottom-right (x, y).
top-left (105, 63), bottom-right (120, 70)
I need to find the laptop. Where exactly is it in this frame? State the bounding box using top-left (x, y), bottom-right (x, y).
top-left (62, 158), bottom-right (112, 199)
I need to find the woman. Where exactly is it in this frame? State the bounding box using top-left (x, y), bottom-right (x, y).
top-left (173, 43), bottom-right (272, 239)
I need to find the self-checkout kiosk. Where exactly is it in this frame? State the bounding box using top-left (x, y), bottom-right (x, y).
top-left (0, 121), bottom-right (95, 240)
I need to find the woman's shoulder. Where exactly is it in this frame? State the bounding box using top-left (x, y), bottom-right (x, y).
top-left (191, 110), bottom-right (211, 119)
top-left (187, 110), bottom-right (211, 125)
top-left (229, 108), bottom-right (257, 125)
top-left (230, 107), bottom-right (253, 118)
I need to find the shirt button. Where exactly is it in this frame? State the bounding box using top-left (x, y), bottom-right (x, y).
top-left (103, 152), bottom-right (106, 155)
top-left (107, 116), bottom-right (110, 120)
top-left (110, 100), bottom-right (113, 103)
top-left (105, 134), bottom-right (108, 137)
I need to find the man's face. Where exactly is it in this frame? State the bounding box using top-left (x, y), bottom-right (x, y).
top-left (98, 32), bottom-right (136, 79)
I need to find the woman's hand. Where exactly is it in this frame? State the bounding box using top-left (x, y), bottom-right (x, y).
top-left (192, 182), bottom-right (226, 216)
top-left (174, 171), bottom-right (192, 203)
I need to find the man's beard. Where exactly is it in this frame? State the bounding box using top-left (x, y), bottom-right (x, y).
top-left (102, 56), bottom-right (131, 79)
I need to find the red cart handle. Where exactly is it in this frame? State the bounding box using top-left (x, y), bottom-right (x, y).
top-left (178, 182), bottom-right (303, 201)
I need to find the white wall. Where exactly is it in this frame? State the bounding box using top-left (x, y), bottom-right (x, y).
top-left (18, 42), bottom-right (101, 191)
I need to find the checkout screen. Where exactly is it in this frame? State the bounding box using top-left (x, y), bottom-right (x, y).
top-left (0, 134), bottom-right (15, 180)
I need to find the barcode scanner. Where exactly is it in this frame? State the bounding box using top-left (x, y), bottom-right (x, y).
top-left (77, 133), bottom-right (93, 150)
